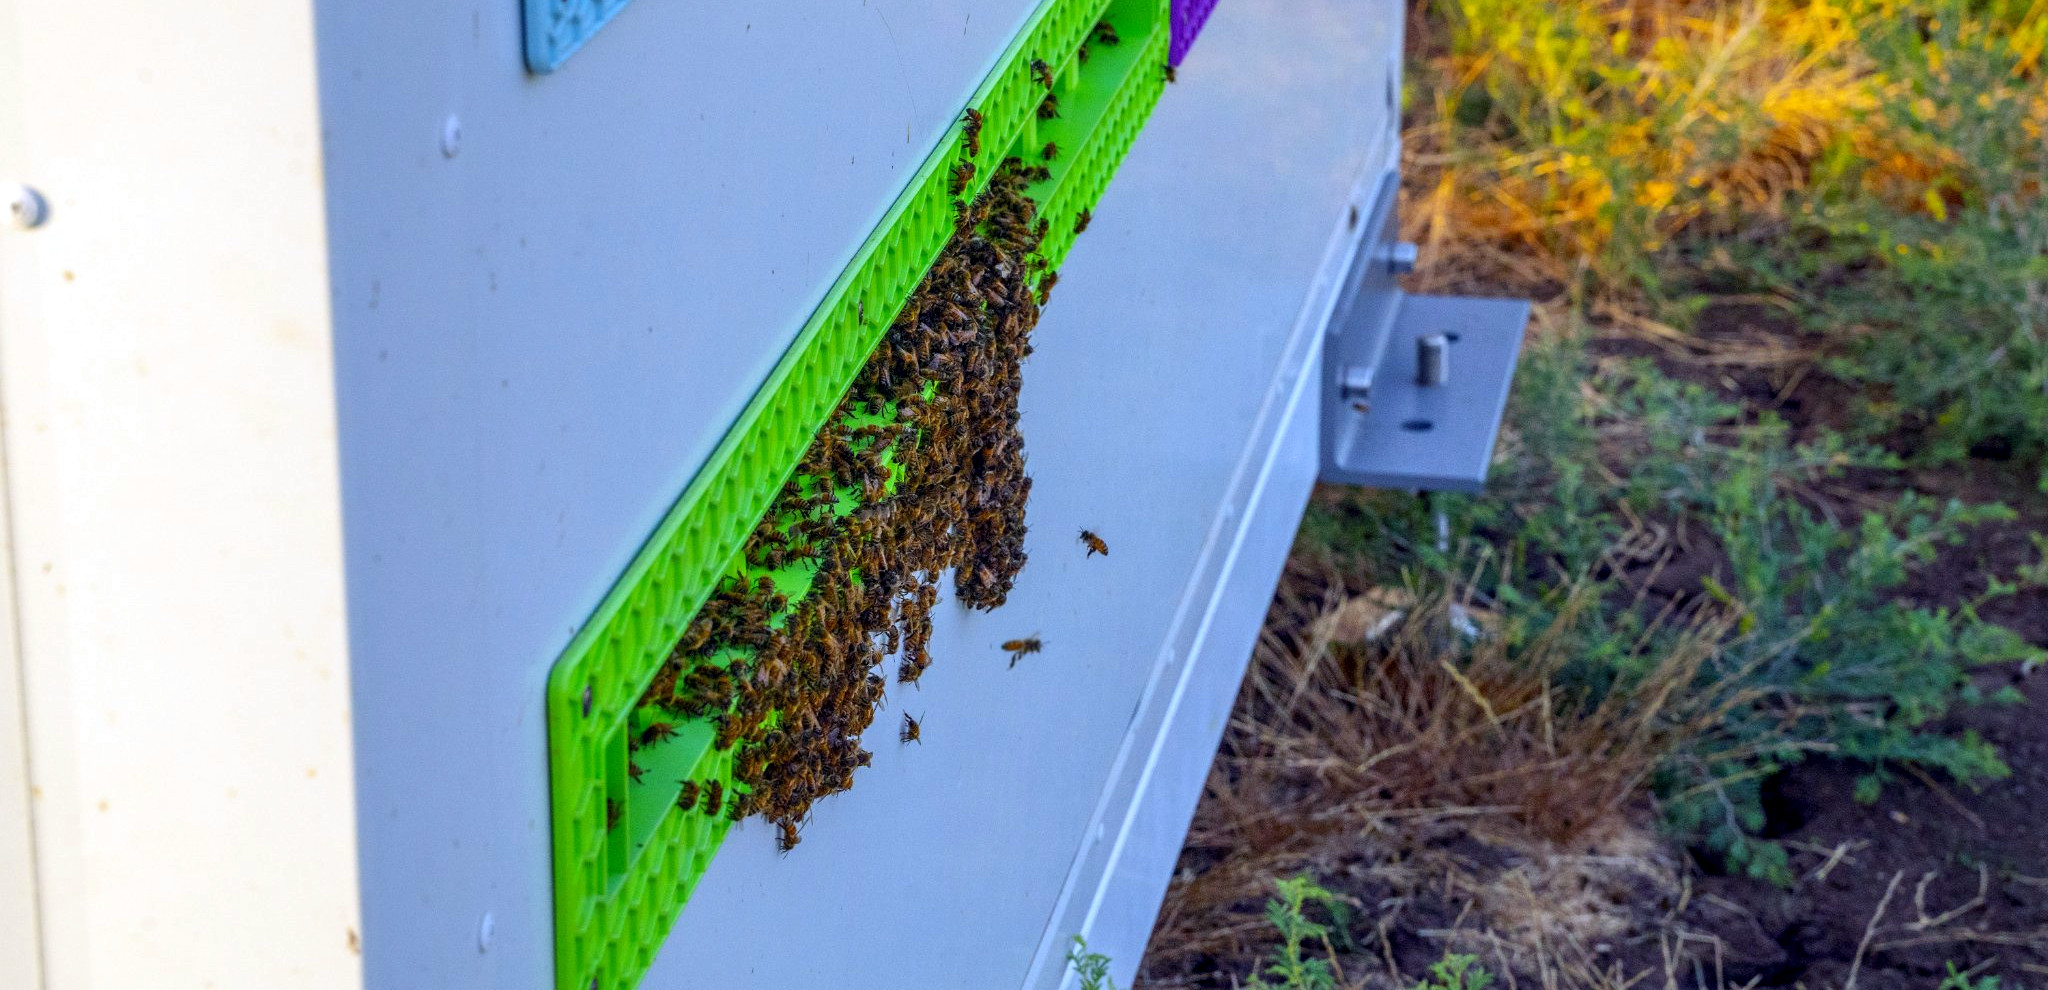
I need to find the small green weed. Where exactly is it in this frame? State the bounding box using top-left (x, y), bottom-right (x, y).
top-left (1414, 953), bottom-right (1496, 990)
top-left (1067, 936), bottom-right (1117, 990)
top-left (1938, 961), bottom-right (2001, 990)
top-left (1243, 876), bottom-right (1351, 990)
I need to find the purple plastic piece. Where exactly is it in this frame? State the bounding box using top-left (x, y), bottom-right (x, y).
top-left (1170, 0), bottom-right (1220, 66)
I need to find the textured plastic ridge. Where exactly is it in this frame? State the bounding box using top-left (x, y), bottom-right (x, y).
top-left (523, 0), bottom-right (635, 74)
top-left (545, 2), bottom-right (1168, 988)
top-left (1169, 0), bottom-right (1220, 66)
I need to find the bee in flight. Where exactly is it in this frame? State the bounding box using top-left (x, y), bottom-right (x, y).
top-left (1002, 636), bottom-right (1043, 668)
top-left (1079, 530), bottom-right (1108, 557)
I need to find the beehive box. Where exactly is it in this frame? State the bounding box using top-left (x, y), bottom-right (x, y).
top-left (0, 0), bottom-right (1406, 987)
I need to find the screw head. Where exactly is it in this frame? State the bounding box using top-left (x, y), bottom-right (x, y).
top-left (1386, 241), bottom-right (1419, 276)
top-left (1338, 364), bottom-right (1374, 401)
top-left (440, 115), bottom-right (463, 159)
top-left (5, 183), bottom-right (48, 230)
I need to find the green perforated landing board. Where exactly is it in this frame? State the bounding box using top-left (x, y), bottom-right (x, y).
top-left (545, 2), bottom-right (1169, 988)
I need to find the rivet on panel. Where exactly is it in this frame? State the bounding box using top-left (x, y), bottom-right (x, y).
top-left (441, 114), bottom-right (464, 159)
top-left (5, 183), bottom-right (49, 230)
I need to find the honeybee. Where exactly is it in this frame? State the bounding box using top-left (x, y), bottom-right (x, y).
top-left (776, 821), bottom-right (802, 854)
top-left (627, 761), bottom-right (647, 784)
top-left (900, 712), bottom-right (922, 744)
top-left (961, 108), bottom-right (984, 157)
top-left (1002, 636), bottom-right (1043, 668)
top-left (1094, 20), bottom-right (1121, 46)
top-left (1037, 94), bottom-right (1060, 120)
top-left (1042, 141), bottom-right (1060, 162)
top-left (703, 780), bottom-right (725, 817)
top-left (950, 160), bottom-right (976, 196)
top-left (1031, 58), bottom-right (1055, 90)
top-left (1079, 530), bottom-right (1109, 557)
top-left (1074, 207), bottom-right (1093, 234)
top-left (1165, 64), bottom-right (1178, 84)
top-left (605, 798), bottom-right (624, 831)
top-left (676, 781), bottom-right (700, 812)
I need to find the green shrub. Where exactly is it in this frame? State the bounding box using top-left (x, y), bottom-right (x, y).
top-left (1415, 954), bottom-right (1496, 990)
top-left (1243, 876), bottom-right (1351, 990)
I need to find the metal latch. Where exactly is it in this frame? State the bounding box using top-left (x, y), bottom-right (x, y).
top-left (1319, 174), bottom-right (1530, 493)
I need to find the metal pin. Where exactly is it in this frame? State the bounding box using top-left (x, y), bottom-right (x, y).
top-left (1417, 333), bottom-right (1450, 387)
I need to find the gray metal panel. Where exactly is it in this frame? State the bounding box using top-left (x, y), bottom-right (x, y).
top-left (314, 3), bottom-right (1042, 986)
top-left (647, 1), bottom-right (1400, 987)
top-left (1322, 295), bottom-right (1531, 493)
top-left (317, 0), bottom-right (1400, 987)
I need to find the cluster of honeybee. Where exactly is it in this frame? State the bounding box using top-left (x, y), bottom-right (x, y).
top-left (626, 158), bottom-right (1056, 854)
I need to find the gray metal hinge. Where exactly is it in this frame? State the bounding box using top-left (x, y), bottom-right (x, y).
top-left (1319, 174), bottom-right (1530, 493)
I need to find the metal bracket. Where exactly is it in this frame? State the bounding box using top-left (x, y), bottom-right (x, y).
top-left (1319, 174), bottom-right (1530, 493)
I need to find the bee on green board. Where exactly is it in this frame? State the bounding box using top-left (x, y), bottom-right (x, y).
top-left (961, 107), bottom-right (984, 157)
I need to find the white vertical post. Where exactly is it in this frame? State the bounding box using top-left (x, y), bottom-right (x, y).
top-left (0, 2), bottom-right (363, 987)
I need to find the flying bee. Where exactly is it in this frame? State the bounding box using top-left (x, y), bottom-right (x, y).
top-left (961, 108), bottom-right (984, 157)
top-left (1042, 141), bottom-right (1059, 162)
top-left (1094, 20), bottom-right (1121, 45)
top-left (949, 159), bottom-right (976, 196)
top-left (676, 781), bottom-right (700, 812)
top-left (1030, 58), bottom-right (1055, 90)
top-left (1073, 207), bottom-right (1093, 234)
top-left (1002, 636), bottom-right (1043, 668)
top-left (1079, 530), bottom-right (1109, 557)
top-left (899, 712), bottom-right (922, 745)
top-left (702, 780), bottom-right (724, 817)
top-left (1037, 93), bottom-right (1060, 120)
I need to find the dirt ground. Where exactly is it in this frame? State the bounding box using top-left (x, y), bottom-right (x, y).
top-left (1138, 648), bottom-right (2045, 990)
top-left (1672, 660), bottom-right (2048, 989)
top-left (1139, 308), bottom-right (2048, 990)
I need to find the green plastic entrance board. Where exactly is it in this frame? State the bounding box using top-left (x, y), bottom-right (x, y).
top-left (544, 2), bottom-right (1170, 987)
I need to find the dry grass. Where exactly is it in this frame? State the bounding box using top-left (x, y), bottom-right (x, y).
top-left (1136, 0), bottom-right (2048, 983)
top-left (1400, 0), bottom-right (2048, 301)
top-left (1139, 560), bottom-right (1754, 989)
